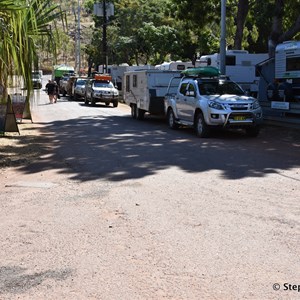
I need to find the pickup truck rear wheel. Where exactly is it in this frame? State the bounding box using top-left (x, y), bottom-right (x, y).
top-left (167, 109), bottom-right (178, 129)
top-left (195, 112), bottom-right (210, 138)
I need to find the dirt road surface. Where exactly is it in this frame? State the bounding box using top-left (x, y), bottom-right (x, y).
top-left (0, 82), bottom-right (300, 299)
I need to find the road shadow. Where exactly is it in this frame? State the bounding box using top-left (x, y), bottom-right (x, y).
top-left (5, 113), bottom-right (300, 182)
top-left (0, 266), bottom-right (72, 294)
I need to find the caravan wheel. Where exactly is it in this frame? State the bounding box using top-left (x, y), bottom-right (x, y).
top-left (131, 104), bottom-right (137, 119)
top-left (136, 108), bottom-right (145, 120)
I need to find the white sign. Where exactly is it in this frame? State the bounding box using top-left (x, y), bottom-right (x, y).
top-left (271, 101), bottom-right (290, 110)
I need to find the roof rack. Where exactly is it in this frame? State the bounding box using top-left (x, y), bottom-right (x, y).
top-left (94, 74), bottom-right (112, 81)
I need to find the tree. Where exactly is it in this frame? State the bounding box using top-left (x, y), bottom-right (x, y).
top-left (0, 0), bottom-right (63, 102)
top-left (171, 0), bottom-right (300, 55)
top-left (233, 0), bottom-right (249, 49)
top-left (84, 0), bottom-right (197, 67)
top-left (268, 0), bottom-right (300, 56)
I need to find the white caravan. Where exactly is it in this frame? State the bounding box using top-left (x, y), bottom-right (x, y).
top-left (98, 64), bottom-right (154, 90)
top-left (256, 40), bottom-right (300, 126)
top-left (155, 61), bottom-right (194, 71)
top-left (123, 69), bottom-right (181, 119)
top-left (275, 41), bottom-right (300, 79)
top-left (198, 50), bottom-right (268, 96)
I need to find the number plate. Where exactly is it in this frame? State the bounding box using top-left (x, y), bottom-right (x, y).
top-left (233, 115), bottom-right (246, 121)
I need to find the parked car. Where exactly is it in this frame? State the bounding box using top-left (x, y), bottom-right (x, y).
top-left (84, 74), bottom-right (119, 107)
top-left (164, 66), bottom-right (263, 137)
top-left (59, 73), bottom-right (74, 96)
top-left (32, 71), bottom-right (42, 89)
top-left (72, 77), bottom-right (87, 100)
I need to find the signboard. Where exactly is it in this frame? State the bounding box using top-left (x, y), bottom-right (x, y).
top-left (271, 101), bottom-right (290, 110)
top-left (0, 99), bottom-right (19, 134)
top-left (11, 93), bottom-right (26, 121)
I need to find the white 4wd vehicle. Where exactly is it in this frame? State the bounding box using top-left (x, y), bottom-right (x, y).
top-left (164, 67), bottom-right (263, 137)
top-left (85, 74), bottom-right (119, 107)
top-left (73, 77), bottom-right (87, 100)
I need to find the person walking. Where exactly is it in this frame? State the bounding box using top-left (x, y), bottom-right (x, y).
top-left (45, 80), bottom-right (58, 104)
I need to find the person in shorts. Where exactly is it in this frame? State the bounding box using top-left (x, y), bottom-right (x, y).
top-left (45, 80), bottom-right (58, 103)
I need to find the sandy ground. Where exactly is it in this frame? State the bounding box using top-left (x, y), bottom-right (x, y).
top-left (0, 90), bottom-right (300, 299)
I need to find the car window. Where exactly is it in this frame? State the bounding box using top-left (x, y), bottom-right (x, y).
top-left (32, 74), bottom-right (41, 79)
top-left (94, 81), bottom-right (114, 88)
top-left (76, 79), bottom-right (86, 86)
top-left (217, 81), bottom-right (244, 95)
top-left (179, 82), bottom-right (188, 95)
top-left (198, 81), bottom-right (244, 95)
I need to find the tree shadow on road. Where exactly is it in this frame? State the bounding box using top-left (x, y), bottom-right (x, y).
top-left (0, 266), bottom-right (72, 294)
top-left (4, 114), bottom-right (300, 182)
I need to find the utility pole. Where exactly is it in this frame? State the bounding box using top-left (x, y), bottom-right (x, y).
top-left (102, 0), bottom-right (108, 74)
top-left (75, 0), bottom-right (81, 74)
top-left (220, 0), bottom-right (226, 75)
top-left (93, 2), bottom-right (114, 73)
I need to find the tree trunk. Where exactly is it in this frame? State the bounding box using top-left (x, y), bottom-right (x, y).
top-left (279, 15), bottom-right (300, 42)
top-left (268, 0), bottom-right (284, 57)
top-left (234, 0), bottom-right (249, 49)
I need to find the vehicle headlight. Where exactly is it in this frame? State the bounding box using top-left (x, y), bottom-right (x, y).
top-left (252, 100), bottom-right (260, 109)
top-left (208, 100), bottom-right (224, 110)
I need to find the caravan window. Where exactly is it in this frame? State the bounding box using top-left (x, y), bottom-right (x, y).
top-left (125, 75), bottom-right (130, 92)
top-left (286, 57), bottom-right (300, 71)
top-left (225, 55), bottom-right (236, 66)
top-left (177, 64), bottom-right (186, 70)
top-left (133, 75), bottom-right (137, 87)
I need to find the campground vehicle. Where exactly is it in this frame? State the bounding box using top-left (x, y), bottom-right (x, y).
top-left (59, 73), bottom-right (74, 96)
top-left (257, 40), bottom-right (300, 126)
top-left (53, 64), bottom-right (75, 89)
top-left (164, 66), bottom-right (263, 137)
top-left (31, 71), bottom-right (42, 89)
top-left (155, 61), bottom-right (194, 71)
top-left (198, 50), bottom-right (268, 97)
top-left (72, 77), bottom-right (88, 100)
top-left (84, 74), bottom-right (119, 107)
top-left (123, 69), bottom-right (182, 119)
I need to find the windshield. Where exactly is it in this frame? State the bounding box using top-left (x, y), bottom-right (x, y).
top-left (76, 79), bottom-right (86, 86)
top-left (198, 80), bottom-right (245, 95)
top-left (32, 73), bottom-right (41, 79)
top-left (94, 80), bottom-right (114, 88)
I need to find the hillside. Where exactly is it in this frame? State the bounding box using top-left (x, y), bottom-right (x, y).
top-left (40, 0), bottom-right (94, 73)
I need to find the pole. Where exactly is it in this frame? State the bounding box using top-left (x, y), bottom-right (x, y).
top-left (103, 0), bottom-right (107, 74)
top-left (220, 0), bottom-right (226, 75)
top-left (77, 0), bottom-right (81, 73)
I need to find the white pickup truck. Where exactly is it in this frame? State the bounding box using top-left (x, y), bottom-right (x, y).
top-left (164, 67), bottom-right (263, 137)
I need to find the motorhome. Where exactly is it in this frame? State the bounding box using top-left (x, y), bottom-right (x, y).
top-left (257, 40), bottom-right (300, 126)
top-left (123, 69), bottom-right (181, 119)
top-left (155, 61), bottom-right (194, 71)
top-left (198, 50), bottom-right (268, 96)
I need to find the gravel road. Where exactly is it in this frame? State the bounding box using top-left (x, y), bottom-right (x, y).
top-left (0, 83), bottom-right (300, 299)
